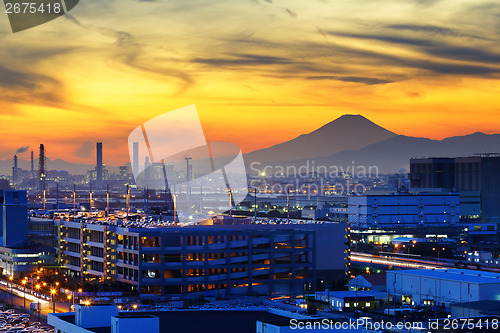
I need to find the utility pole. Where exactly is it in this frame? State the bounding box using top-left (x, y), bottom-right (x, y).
top-left (73, 184), bottom-right (76, 215)
top-left (43, 183), bottom-right (46, 210)
top-left (253, 188), bottom-right (258, 221)
top-left (185, 157), bottom-right (192, 202)
top-left (286, 189), bottom-right (290, 223)
top-left (126, 184), bottom-right (130, 220)
top-left (56, 183), bottom-right (59, 211)
top-left (106, 184), bottom-right (110, 217)
top-left (89, 183), bottom-right (93, 214)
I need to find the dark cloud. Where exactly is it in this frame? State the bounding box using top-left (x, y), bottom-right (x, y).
top-left (306, 76), bottom-right (393, 85)
top-left (409, 61), bottom-right (500, 75)
top-left (320, 29), bottom-right (500, 76)
top-left (423, 46), bottom-right (500, 64)
top-left (98, 27), bottom-right (193, 93)
top-left (193, 53), bottom-right (292, 66)
top-left (283, 8), bottom-right (297, 18)
top-left (327, 31), bottom-right (437, 47)
top-left (0, 66), bottom-right (41, 89)
top-left (385, 24), bottom-right (489, 40)
top-left (0, 65), bottom-right (63, 107)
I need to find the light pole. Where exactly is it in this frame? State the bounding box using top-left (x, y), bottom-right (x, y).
top-left (51, 288), bottom-right (57, 313)
top-left (8, 276), bottom-right (13, 305)
top-left (67, 295), bottom-right (72, 312)
top-left (22, 279), bottom-right (27, 310)
top-left (35, 284), bottom-right (41, 320)
top-left (432, 247), bottom-right (445, 264)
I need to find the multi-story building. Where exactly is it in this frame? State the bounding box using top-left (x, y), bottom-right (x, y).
top-left (348, 192), bottom-right (460, 230)
top-left (0, 190), bottom-right (55, 276)
top-left (410, 155), bottom-right (500, 219)
top-left (57, 219), bottom-right (348, 298)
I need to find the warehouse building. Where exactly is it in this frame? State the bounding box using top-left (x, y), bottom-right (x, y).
top-left (387, 269), bottom-right (500, 308)
top-left (348, 192), bottom-right (459, 230)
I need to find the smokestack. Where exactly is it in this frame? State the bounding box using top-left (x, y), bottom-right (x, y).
top-left (31, 150), bottom-right (34, 173)
top-left (133, 142), bottom-right (139, 176)
top-left (12, 155), bottom-right (18, 186)
top-left (39, 144), bottom-right (46, 192)
top-left (96, 142), bottom-right (103, 183)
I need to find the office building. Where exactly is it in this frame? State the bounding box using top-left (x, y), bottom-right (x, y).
top-left (348, 192), bottom-right (459, 230)
top-left (1, 190), bottom-right (28, 247)
top-left (0, 190), bottom-right (54, 276)
top-left (410, 155), bottom-right (500, 219)
top-left (57, 220), bottom-right (348, 297)
top-left (387, 268), bottom-right (500, 308)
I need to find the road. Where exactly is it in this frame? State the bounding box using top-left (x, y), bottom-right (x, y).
top-left (0, 281), bottom-right (72, 318)
top-left (351, 252), bottom-right (500, 272)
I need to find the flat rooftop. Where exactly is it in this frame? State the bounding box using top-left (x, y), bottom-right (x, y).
top-left (389, 269), bottom-right (500, 284)
top-left (58, 310), bottom-right (291, 333)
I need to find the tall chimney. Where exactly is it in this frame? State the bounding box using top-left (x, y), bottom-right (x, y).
top-left (31, 149), bottom-right (34, 173)
top-left (96, 142), bottom-right (103, 183)
top-left (12, 155), bottom-right (18, 186)
top-left (39, 144), bottom-right (46, 192)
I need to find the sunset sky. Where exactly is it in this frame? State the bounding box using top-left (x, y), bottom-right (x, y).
top-left (1, 0), bottom-right (500, 166)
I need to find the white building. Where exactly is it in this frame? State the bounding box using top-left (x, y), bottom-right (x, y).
top-left (348, 193), bottom-right (459, 229)
top-left (48, 304), bottom-right (159, 333)
top-left (387, 269), bottom-right (500, 308)
top-left (467, 251), bottom-right (500, 266)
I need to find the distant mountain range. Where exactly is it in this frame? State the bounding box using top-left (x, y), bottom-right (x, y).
top-left (243, 115), bottom-right (500, 174)
top-left (245, 114), bottom-right (397, 164)
top-left (1, 114), bottom-right (499, 176)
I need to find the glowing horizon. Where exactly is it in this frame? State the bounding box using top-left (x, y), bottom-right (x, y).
top-left (1, 0), bottom-right (500, 166)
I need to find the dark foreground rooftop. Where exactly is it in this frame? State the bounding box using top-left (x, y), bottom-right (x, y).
top-left (59, 310), bottom-right (290, 333)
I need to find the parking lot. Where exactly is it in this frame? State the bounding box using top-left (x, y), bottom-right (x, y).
top-left (0, 304), bottom-right (53, 333)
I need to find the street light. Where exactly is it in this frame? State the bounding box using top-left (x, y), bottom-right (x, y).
top-left (67, 295), bottom-right (72, 312)
top-left (8, 276), bottom-right (13, 304)
top-left (22, 279), bottom-right (27, 310)
top-left (432, 247), bottom-right (446, 264)
top-left (51, 288), bottom-right (57, 313)
top-left (34, 284), bottom-right (41, 320)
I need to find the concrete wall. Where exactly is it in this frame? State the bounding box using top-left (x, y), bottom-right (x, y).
top-left (75, 304), bottom-right (118, 328)
top-left (111, 315), bottom-right (159, 333)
